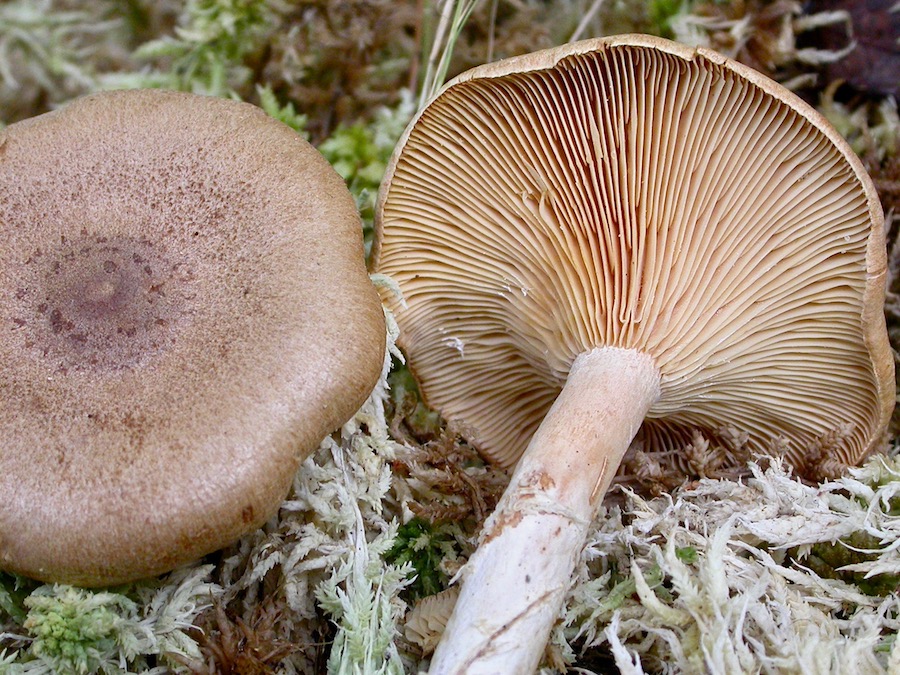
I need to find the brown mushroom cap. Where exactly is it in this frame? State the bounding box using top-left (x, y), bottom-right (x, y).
top-left (375, 34), bottom-right (893, 478)
top-left (0, 89), bottom-right (385, 586)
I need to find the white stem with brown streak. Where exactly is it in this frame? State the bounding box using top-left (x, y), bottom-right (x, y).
top-left (428, 346), bottom-right (660, 675)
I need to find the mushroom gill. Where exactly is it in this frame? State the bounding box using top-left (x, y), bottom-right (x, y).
top-left (378, 39), bottom-right (890, 472)
top-left (374, 35), bottom-right (892, 673)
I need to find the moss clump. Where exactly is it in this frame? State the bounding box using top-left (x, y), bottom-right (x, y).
top-left (318, 95), bottom-right (414, 255)
top-left (791, 532), bottom-right (900, 598)
top-left (128, 0), bottom-right (275, 96)
top-left (385, 518), bottom-right (459, 602)
top-left (22, 586), bottom-right (135, 675)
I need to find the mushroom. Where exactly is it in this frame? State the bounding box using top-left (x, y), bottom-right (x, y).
top-left (0, 89), bottom-right (385, 587)
top-left (374, 35), bottom-right (893, 673)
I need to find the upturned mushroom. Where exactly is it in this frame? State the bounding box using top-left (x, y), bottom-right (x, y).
top-left (374, 35), bottom-right (893, 673)
top-left (0, 89), bottom-right (385, 587)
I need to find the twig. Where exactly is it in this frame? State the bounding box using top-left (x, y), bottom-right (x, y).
top-left (568, 0), bottom-right (605, 43)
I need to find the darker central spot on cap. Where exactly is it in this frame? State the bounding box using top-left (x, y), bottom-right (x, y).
top-left (17, 234), bottom-right (194, 371)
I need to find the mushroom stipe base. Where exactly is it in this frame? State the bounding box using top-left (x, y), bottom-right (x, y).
top-left (430, 347), bottom-right (660, 674)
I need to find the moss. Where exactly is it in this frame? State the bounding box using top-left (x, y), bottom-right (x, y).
top-left (124, 0), bottom-right (276, 96)
top-left (385, 518), bottom-right (458, 602)
top-left (256, 84), bottom-right (308, 136)
top-left (791, 532), bottom-right (900, 598)
top-left (647, 0), bottom-right (684, 38)
top-left (0, 573), bottom-right (37, 625)
top-left (22, 586), bottom-right (134, 675)
top-left (318, 95), bottom-right (414, 256)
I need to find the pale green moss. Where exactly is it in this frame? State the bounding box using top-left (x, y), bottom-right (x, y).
top-left (0, 567), bottom-right (220, 673)
top-left (110, 0), bottom-right (275, 95)
top-left (552, 455), bottom-right (900, 673)
top-left (23, 586), bottom-right (133, 674)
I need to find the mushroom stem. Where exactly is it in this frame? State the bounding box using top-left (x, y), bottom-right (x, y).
top-left (429, 346), bottom-right (660, 674)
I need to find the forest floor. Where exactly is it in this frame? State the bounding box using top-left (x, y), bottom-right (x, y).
top-left (0, 1), bottom-right (898, 673)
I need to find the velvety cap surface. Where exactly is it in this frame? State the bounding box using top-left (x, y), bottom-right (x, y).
top-left (0, 90), bottom-right (385, 585)
top-left (375, 35), bottom-right (892, 475)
